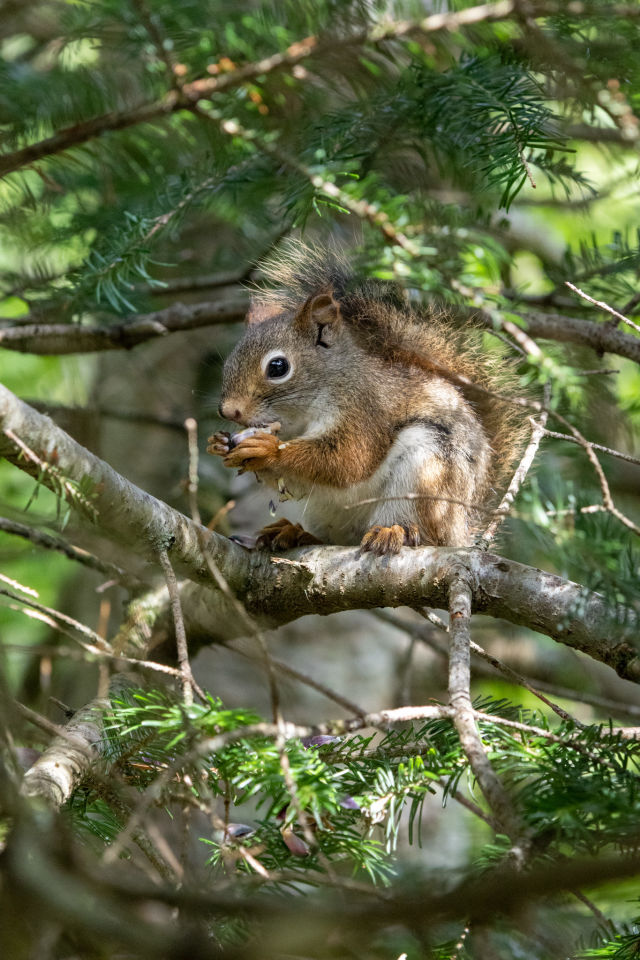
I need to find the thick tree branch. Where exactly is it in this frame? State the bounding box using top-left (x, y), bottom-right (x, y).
top-left (21, 675), bottom-right (133, 806)
top-left (0, 383), bottom-right (637, 680)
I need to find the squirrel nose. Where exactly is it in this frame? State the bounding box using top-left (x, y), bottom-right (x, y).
top-left (219, 400), bottom-right (245, 422)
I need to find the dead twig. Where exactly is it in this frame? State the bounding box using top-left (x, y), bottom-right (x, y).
top-left (541, 427), bottom-right (640, 468)
top-left (565, 281), bottom-right (640, 335)
top-left (156, 548), bottom-right (203, 704)
top-left (448, 569), bottom-right (528, 858)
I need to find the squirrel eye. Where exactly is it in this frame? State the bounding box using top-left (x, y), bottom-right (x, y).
top-left (266, 356), bottom-right (290, 380)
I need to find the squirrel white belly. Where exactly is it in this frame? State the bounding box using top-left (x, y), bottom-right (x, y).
top-left (294, 423), bottom-right (454, 546)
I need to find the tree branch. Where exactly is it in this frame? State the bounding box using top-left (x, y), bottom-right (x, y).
top-left (0, 298), bottom-right (246, 355)
top-left (21, 675), bottom-right (133, 806)
top-left (0, 383), bottom-right (637, 681)
top-left (484, 308), bottom-right (640, 365)
top-left (0, 2), bottom-right (526, 179)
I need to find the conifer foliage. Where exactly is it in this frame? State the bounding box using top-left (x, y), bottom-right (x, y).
top-left (1, 2), bottom-right (640, 959)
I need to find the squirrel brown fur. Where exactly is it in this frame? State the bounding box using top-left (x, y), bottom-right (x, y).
top-left (208, 242), bottom-right (528, 555)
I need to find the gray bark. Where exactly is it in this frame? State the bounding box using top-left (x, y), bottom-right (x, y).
top-left (0, 382), bottom-right (637, 681)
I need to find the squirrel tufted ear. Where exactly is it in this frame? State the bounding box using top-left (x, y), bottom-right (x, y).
top-left (246, 300), bottom-right (283, 326)
top-left (300, 291), bottom-right (342, 346)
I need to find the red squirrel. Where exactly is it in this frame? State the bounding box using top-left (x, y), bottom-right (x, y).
top-left (208, 243), bottom-right (525, 555)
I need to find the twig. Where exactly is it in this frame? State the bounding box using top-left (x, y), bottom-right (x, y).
top-left (184, 418), bottom-right (201, 526)
top-left (449, 924), bottom-right (471, 960)
top-left (576, 368), bottom-right (620, 377)
top-left (156, 548), bottom-right (202, 705)
top-left (571, 888), bottom-right (617, 931)
top-left (207, 499), bottom-right (236, 531)
top-left (0, 585), bottom-right (112, 652)
top-left (540, 427), bottom-right (640, 468)
top-left (416, 608), bottom-right (449, 631)
top-left (377, 609), bottom-right (581, 726)
top-left (14, 700), bottom-right (68, 740)
top-left (181, 418), bottom-right (321, 868)
top-left (231, 645), bottom-right (367, 718)
top-left (0, 515), bottom-right (142, 584)
top-left (182, 419), bottom-right (280, 718)
top-left (479, 411), bottom-right (548, 548)
top-left (565, 281), bottom-right (640, 335)
top-left (6, 640), bottom-right (198, 683)
top-left (552, 410), bottom-right (640, 537)
top-left (448, 569), bottom-right (527, 857)
top-left (380, 607), bottom-right (640, 721)
top-left (0, 571), bottom-right (38, 597)
top-left (478, 307), bottom-right (640, 365)
top-left (499, 316), bottom-right (543, 358)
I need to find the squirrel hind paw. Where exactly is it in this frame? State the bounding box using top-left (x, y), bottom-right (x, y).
top-left (256, 518), bottom-right (322, 551)
top-left (360, 523), bottom-right (420, 556)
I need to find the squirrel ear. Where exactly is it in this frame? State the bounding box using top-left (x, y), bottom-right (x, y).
top-left (246, 300), bottom-right (282, 326)
top-left (302, 291), bottom-right (342, 346)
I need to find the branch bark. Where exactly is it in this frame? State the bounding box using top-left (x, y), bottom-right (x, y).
top-left (486, 309), bottom-right (640, 365)
top-left (21, 676), bottom-right (133, 806)
top-left (0, 383), bottom-right (637, 681)
top-left (0, 298), bottom-right (246, 354)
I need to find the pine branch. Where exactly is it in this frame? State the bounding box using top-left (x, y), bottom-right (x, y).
top-left (0, 1), bottom-right (613, 181)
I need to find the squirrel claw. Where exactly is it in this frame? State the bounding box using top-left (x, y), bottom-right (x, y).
top-left (360, 523), bottom-right (420, 556)
top-left (257, 517), bottom-right (322, 551)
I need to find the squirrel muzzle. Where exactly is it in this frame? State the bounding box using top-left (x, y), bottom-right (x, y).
top-left (219, 398), bottom-right (251, 424)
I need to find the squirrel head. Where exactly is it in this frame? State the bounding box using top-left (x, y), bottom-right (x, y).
top-left (219, 289), bottom-right (361, 440)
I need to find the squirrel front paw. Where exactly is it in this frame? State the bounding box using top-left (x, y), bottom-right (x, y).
top-left (206, 431), bottom-right (232, 457)
top-left (257, 518), bottom-right (322, 550)
top-left (360, 523), bottom-right (420, 556)
top-left (221, 432), bottom-right (282, 473)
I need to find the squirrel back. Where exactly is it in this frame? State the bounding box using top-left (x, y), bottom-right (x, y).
top-left (213, 242), bottom-right (528, 552)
